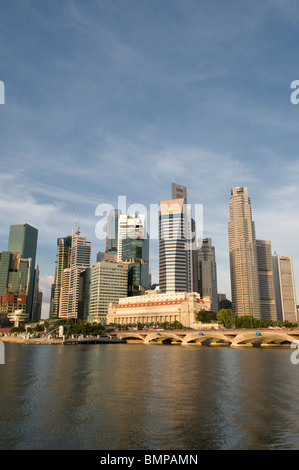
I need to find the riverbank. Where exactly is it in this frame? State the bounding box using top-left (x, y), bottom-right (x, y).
top-left (0, 336), bottom-right (63, 344)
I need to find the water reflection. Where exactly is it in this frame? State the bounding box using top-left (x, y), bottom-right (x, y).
top-left (0, 343), bottom-right (299, 450)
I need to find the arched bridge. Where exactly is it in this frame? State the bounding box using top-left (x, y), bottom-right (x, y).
top-left (111, 329), bottom-right (299, 348)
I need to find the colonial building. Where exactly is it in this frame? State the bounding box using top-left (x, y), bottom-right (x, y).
top-left (107, 289), bottom-right (211, 328)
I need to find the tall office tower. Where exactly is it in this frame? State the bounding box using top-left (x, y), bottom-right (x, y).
top-left (272, 254), bottom-right (297, 324)
top-left (122, 233), bottom-right (149, 296)
top-left (59, 268), bottom-right (70, 318)
top-left (228, 187), bottom-right (261, 318)
top-left (159, 197), bottom-right (187, 293)
top-left (8, 224), bottom-right (38, 320)
top-left (51, 236), bottom-right (72, 318)
top-left (87, 261), bottom-right (128, 324)
top-left (256, 240), bottom-right (277, 321)
top-left (0, 251), bottom-right (31, 317)
top-left (172, 182), bottom-right (187, 203)
top-left (67, 235), bottom-right (91, 318)
top-left (32, 265), bottom-right (43, 320)
top-left (106, 209), bottom-right (121, 254)
top-left (171, 182), bottom-right (197, 292)
top-left (197, 238), bottom-right (218, 313)
top-left (117, 213), bottom-right (146, 262)
top-left (78, 267), bottom-right (91, 321)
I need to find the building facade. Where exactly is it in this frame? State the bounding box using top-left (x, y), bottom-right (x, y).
top-left (171, 182), bottom-right (197, 292)
top-left (107, 290), bottom-right (211, 328)
top-left (121, 234), bottom-right (149, 296)
top-left (117, 213), bottom-right (146, 262)
top-left (51, 236), bottom-right (72, 317)
top-left (106, 209), bottom-right (121, 255)
top-left (273, 254), bottom-right (297, 324)
top-left (8, 224), bottom-right (38, 320)
top-left (197, 237), bottom-right (218, 313)
top-left (256, 240), bottom-right (277, 321)
top-left (159, 197), bottom-right (187, 293)
top-left (86, 261), bottom-right (128, 324)
top-left (228, 187), bottom-right (261, 318)
top-left (0, 251), bottom-right (30, 317)
top-left (67, 235), bottom-right (91, 318)
top-left (58, 268), bottom-right (71, 318)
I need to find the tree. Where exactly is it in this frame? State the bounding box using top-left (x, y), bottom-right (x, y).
top-left (217, 309), bottom-right (234, 328)
top-left (195, 310), bottom-right (217, 323)
top-left (234, 315), bottom-right (259, 329)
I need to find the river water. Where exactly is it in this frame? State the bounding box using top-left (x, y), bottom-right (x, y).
top-left (1, 342), bottom-right (299, 450)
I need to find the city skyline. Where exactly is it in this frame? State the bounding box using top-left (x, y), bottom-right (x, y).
top-left (0, 1), bottom-right (299, 316)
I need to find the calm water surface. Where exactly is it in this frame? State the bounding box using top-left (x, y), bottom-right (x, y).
top-left (1, 342), bottom-right (299, 450)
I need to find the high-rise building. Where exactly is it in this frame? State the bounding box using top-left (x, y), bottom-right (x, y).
top-left (50, 236), bottom-right (72, 318)
top-left (59, 268), bottom-right (71, 319)
top-left (8, 224), bottom-right (38, 320)
top-left (106, 209), bottom-right (121, 255)
top-left (256, 240), bottom-right (277, 321)
top-left (87, 261), bottom-right (128, 324)
top-left (78, 267), bottom-right (91, 321)
top-left (228, 187), bottom-right (261, 318)
top-left (32, 265), bottom-right (43, 320)
top-left (121, 234), bottom-right (149, 296)
top-left (197, 238), bottom-right (218, 313)
top-left (171, 182), bottom-right (197, 292)
top-left (273, 254), bottom-right (297, 324)
top-left (67, 235), bottom-right (91, 318)
top-left (172, 182), bottom-right (187, 203)
top-left (0, 251), bottom-right (31, 318)
top-left (159, 197), bottom-right (187, 293)
top-left (117, 213), bottom-right (146, 262)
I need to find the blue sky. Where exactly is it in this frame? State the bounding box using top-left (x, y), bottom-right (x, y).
top-left (1, 0), bottom-right (299, 316)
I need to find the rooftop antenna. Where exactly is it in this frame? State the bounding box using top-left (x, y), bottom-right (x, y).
top-left (72, 205), bottom-right (81, 236)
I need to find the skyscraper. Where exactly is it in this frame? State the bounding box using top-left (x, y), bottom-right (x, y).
top-left (67, 235), bottom-right (91, 318)
top-left (8, 224), bottom-right (38, 320)
top-left (122, 233), bottom-right (149, 296)
top-left (59, 268), bottom-right (71, 319)
top-left (51, 236), bottom-right (72, 317)
top-left (106, 209), bottom-right (121, 255)
top-left (197, 238), bottom-right (218, 312)
top-left (87, 261), bottom-right (128, 324)
top-left (256, 240), bottom-right (277, 321)
top-left (171, 182), bottom-right (197, 292)
top-left (117, 213), bottom-right (146, 262)
top-left (0, 251), bottom-right (31, 317)
top-left (32, 265), bottom-right (43, 320)
top-left (273, 254), bottom-right (297, 324)
top-left (228, 187), bottom-right (261, 318)
top-left (172, 182), bottom-right (187, 203)
top-left (159, 197), bottom-right (187, 293)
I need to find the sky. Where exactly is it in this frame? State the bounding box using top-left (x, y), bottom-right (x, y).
top-left (0, 0), bottom-right (299, 318)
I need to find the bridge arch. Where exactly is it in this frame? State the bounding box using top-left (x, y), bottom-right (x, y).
top-left (143, 332), bottom-right (183, 344)
top-left (182, 332), bottom-right (232, 346)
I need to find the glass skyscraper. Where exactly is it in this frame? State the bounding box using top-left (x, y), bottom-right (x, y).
top-left (106, 209), bottom-right (121, 255)
top-left (121, 234), bottom-right (149, 296)
top-left (8, 224), bottom-right (38, 319)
